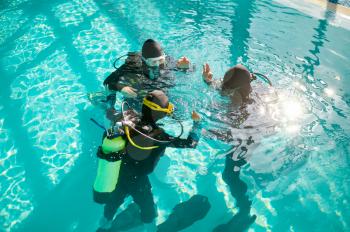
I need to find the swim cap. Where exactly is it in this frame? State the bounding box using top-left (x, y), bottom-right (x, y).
top-left (142, 39), bottom-right (163, 59)
top-left (222, 64), bottom-right (252, 99)
top-left (142, 90), bottom-right (169, 122)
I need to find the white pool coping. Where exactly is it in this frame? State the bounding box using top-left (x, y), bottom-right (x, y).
top-left (276, 0), bottom-right (350, 29)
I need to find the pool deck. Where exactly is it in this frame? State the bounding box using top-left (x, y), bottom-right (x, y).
top-left (277, 0), bottom-right (350, 29)
top-left (306, 0), bottom-right (350, 16)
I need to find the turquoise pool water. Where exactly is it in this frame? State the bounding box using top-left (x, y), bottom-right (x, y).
top-left (1, 0), bottom-right (350, 231)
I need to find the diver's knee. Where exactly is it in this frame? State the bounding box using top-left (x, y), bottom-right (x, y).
top-left (140, 206), bottom-right (158, 223)
top-left (141, 215), bottom-right (155, 224)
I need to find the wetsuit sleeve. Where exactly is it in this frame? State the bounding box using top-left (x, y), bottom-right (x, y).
top-left (103, 68), bottom-right (127, 91)
top-left (163, 121), bottom-right (202, 148)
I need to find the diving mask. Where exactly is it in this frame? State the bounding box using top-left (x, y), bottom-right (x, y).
top-left (143, 98), bottom-right (174, 115)
top-left (141, 54), bottom-right (166, 67)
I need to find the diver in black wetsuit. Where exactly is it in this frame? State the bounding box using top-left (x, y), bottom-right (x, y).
top-left (102, 39), bottom-right (193, 111)
top-left (99, 90), bottom-right (202, 230)
top-left (201, 64), bottom-right (264, 231)
top-left (202, 62), bottom-right (272, 108)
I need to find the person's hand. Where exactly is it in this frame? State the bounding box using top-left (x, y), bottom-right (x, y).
top-left (176, 56), bottom-right (190, 69)
top-left (202, 63), bottom-right (213, 83)
top-left (192, 111), bottom-right (201, 121)
top-left (121, 86), bottom-right (137, 98)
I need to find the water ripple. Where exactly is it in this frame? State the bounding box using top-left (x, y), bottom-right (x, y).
top-left (0, 107), bottom-right (33, 232)
top-left (10, 50), bottom-right (87, 185)
top-left (1, 15), bottom-right (55, 72)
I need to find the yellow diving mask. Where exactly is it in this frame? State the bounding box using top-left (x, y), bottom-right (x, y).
top-left (143, 98), bottom-right (174, 115)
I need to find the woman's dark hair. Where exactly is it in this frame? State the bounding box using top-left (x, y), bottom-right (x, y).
top-left (222, 64), bottom-right (252, 100)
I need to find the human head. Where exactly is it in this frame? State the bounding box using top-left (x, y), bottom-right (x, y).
top-left (141, 39), bottom-right (165, 79)
top-left (142, 39), bottom-right (163, 59)
top-left (222, 64), bottom-right (252, 100)
top-left (142, 90), bottom-right (173, 123)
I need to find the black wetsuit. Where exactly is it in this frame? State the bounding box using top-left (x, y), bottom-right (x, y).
top-left (103, 55), bottom-right (178, 110)
top-left (104, 120), bottom-right (201, 223)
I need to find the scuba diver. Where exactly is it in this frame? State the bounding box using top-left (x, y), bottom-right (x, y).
top-left (202, 63), bottom-right (272, 106)
top-left (98, 39), bottom-right (193, 113)
top-left (94, 90), bottom-right (202, 230)
top-left (201, 63), bottom-right (272, 230)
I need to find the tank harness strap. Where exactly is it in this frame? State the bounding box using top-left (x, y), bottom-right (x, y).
top-left (97, 146), bottom-right (124, 162)
top-left (125, 126), bottom-right (159, 150)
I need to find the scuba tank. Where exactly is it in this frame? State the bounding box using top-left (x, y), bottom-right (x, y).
top-left (93, 128), bottom-right (126, 204)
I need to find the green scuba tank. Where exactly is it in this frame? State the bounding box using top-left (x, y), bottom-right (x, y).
top-left (93, 136), bottom-right (126, 194)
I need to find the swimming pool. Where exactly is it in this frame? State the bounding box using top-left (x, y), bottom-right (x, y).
top-left (1, 0), bottom-right (349, 231)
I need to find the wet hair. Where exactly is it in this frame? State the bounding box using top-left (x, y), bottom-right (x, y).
top-left (142, 90), bottom-right (169, 123)
top-left (222, 64), bottom-right (252, 100)
top-left (141, 39), bottom-right (163, 59)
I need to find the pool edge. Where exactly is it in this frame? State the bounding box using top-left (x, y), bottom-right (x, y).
top-left (303, 0), bottom-right (350, 16)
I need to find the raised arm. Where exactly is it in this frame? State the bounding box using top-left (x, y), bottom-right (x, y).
top-left (202, 63), bottom-right (213, 85)
top-left (202, 63), bottom-right (221, 89)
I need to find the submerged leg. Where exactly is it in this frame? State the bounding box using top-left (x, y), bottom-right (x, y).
top-left (130, 176), bottom-right (157, 223)
top-left (222, 155), bottom-right (251, 213)
top-left (103, 184), bottom-right (128, 220)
